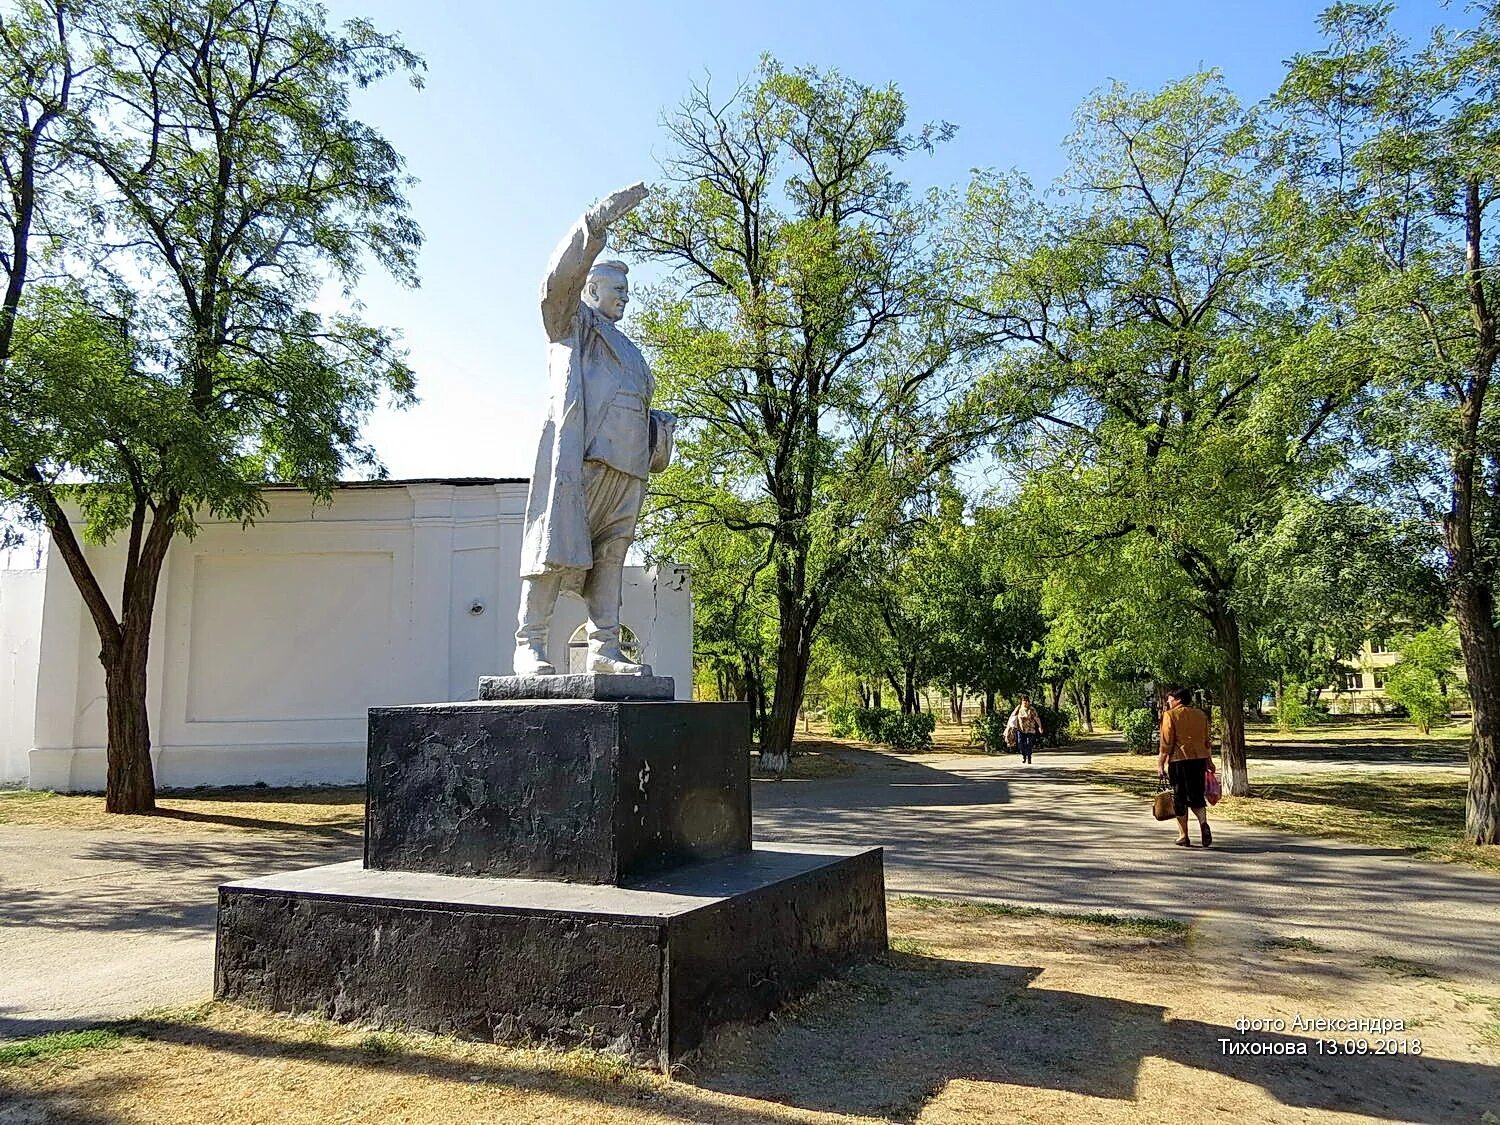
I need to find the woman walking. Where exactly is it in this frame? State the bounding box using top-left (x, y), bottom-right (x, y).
top-left (1157, 687), bottom-right (1214, 846)
top-left (1008, 693), bottom-right (1044, 765)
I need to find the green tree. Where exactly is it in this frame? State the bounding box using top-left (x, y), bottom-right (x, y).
top-left (0, 0), bottom-right (90, 551)
top-left (1386, 624), bottom-right (1465, 734)
top-left (961, 74), bottom-right (1352, 794)
top-left (0, 0), bottom-right (421, 812)
top-left (1275, 2), bottom-right (1500, 842)
top-left (1243, 497), bottom-right (1444, 712)
top-left (642, 494), bottom-right (776, 732)
top-left (625, 60), bottom-right (985, 772)
top-left (923, 503), bottom-right (1046, 719)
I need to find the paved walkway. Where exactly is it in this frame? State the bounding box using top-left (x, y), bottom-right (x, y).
top-left (756, 750), bottom-right (1500, 982)
top-left (2, 749), bottom-right (1496, 1039)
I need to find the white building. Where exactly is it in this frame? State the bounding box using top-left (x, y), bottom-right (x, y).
top-left (0, 479), bottom-right (691, 792)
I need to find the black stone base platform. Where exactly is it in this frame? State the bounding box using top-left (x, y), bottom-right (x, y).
top-left (215, 843), bottom-right (886, 1066)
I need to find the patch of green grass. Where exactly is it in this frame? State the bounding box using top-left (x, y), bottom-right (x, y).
top-left (893, 895), bottom-right (1187, 938)
top-left (888, 936), bottom-right (937, 957)
top-left (0, 1028), bottom-right (124, 1066)
top-left (1259, 935), bottom-right (1328, 954)
top-left (1364, 955), bottom-right (1444, 979)
top-left (358, 1031), bottom-right (406, 1056)
top-left (555, 1046), bottom-right (642, 1085)
top-left (128, 1002), bottom-right (213, 1027)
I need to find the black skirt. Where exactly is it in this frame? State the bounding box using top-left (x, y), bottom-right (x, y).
top-left (1168, 756), bottom-right (1210, 814)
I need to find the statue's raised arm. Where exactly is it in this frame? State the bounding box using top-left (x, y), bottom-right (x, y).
top-left (539, 183), bottom-right (649, 343)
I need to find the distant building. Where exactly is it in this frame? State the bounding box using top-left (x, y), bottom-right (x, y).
top-left (0, 479), bottom-right (692, 791)
top-left (1323, 634), bottom-right (1463, 713)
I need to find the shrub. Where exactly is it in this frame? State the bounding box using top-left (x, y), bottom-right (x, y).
top-left (1038, 705), bottom-right (1074, 747)
top-left (1121, 708), bottom-right (1156, 753)
top-left (827, 704), bottom-right (858, 739)
top-left (851, 707), bottom-right (889, 742)
top-left (834, 706), bottom-right (935, 750)
top-left (879, 710), bottom-right (936, 750)
top-left (1276, 691), bottom-right (1323, 730)
top-left (1384, 664), bottom-right (1449, 734)
top-left (971, 712), bottom-right (1008, 753)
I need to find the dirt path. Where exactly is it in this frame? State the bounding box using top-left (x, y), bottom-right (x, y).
top-left (752, 749), bottom-right (1500, 986)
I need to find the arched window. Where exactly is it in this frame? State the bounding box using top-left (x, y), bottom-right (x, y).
top-left (567, 624), bottom-right (642, 673)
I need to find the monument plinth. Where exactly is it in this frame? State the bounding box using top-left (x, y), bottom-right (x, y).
top-left (364, 698), bottom-right (751, 883)
top-left (477, 672), bottom-right (675, 701)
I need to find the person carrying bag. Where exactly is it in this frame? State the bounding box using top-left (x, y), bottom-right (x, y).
top-left (1155, 687), bottom-right (1215, 847)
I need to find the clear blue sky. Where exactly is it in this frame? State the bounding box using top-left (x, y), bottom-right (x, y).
top-left (323, 0), bottom-right (1444, 481)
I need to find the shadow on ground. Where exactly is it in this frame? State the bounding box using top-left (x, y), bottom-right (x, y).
top-left (691, 953), bottom-right (1498, 1123)
top-left (0, 833), bottom-right (356, 940)
top-left (0, 1013), bottom-right (819, 1125)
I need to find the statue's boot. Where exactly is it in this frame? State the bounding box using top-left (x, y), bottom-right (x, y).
top-left (583, 547), bottom-right (652, 676)
top-left (513, 572), bottom-right (562, 676)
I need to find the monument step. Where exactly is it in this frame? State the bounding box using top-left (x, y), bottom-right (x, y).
top-left (215, 844), bottom-right (887, 1066)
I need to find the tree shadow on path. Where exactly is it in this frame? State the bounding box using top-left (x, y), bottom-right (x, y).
top-left (691, 953), bottom-right (1498, 1123)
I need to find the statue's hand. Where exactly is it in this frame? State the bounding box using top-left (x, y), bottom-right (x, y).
top-left (587, 182), bottom-right (649, 233)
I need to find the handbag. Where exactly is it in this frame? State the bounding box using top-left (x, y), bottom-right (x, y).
top-left (1205, 763), bottom-right (1222, 806)
top-left (1152, 782), bottom-right (1177, 821)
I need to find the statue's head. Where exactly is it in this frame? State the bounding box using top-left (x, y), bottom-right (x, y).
top-left (585, 260), bottom-right (630, 322)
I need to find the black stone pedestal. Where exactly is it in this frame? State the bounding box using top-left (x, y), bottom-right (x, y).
top-left (214, 691), bottom-right (887, 1065)
top-left (366, 700), bottom-right (750, 884)
top-left (215, 844), bottom-right (886, 1066)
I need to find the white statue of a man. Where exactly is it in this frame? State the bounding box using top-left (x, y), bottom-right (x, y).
top-left (514, 183), bottom-right (675, 676)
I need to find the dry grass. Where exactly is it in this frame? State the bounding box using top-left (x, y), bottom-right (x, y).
top-left (3, 899), bottom-right (1496, 1123)
top-left (1085, 753), bottom-right (1500, 874)
top-left (751, 743), bottom-right (862, 780)
top-left (0, 785), bottom-right (365, 839)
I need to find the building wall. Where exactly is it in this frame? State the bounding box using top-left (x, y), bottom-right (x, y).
top-left (1321, 638), bottom-right (1466, 713)
top-left (17, 481), bottom-right (692, 791)
top-left (0, 569), bottom-right (44, 783)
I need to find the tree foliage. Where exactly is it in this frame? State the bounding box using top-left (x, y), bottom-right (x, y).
top-left (958, 72), bottom-right (1355, 794)
top-left (0, 0), bottom-right (422, 811)
top-left (626, 58), bottom-right (987, 771)
top-left (1275, 1), bottom-right (1500, 840)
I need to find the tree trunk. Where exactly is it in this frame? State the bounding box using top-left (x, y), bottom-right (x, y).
top-left (1210, 607), bottom-right (1249, 796)
top-left (949, 686), bottom-right (963, 724)
top-left (1081, 682), bottom-right (1094, 732)
top-left (103, 630), bottom-right (155, 813)
top-left (1444, 351), bottom-right (1500, 843)
top-left (39, 491), bottom-right (179, 813)
top-left (983, 687), bottom-right (995, 716)
top-left (759, 603), bottom-right (811, 774)
top-left (1452, 581), bottom-right (1500, 843)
